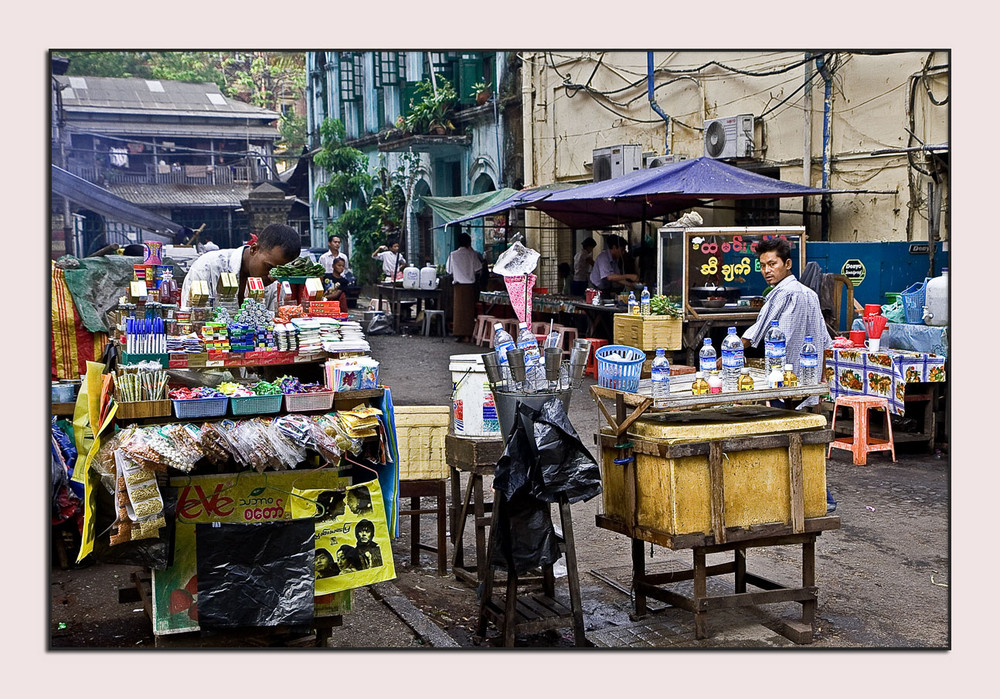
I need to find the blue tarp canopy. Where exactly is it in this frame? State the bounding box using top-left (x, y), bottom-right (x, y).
top-left (527, 157), bottom-right (829, 229)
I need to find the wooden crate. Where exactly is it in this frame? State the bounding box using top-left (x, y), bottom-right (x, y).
top-left (613, 314), bottom-right (682, 351)
top-left (600, 408), bottom-right (830, 543)
top-left (115, 400), bottom-right (172, 419)
top-left (395, 406), bottom-right (450, 480)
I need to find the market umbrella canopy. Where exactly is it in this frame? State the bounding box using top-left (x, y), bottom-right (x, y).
top-left (422, 188), bottom-right (519, 226)
top-left (528, 156), bottom-right (829, 229)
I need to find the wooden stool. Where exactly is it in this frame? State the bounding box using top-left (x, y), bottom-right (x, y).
top-left (473, 315), bottom-right (501, 346)
top-left (828, 395), bottom-right (897, 465)
top-left (476, 492), bottom-right (587, 647)
top-left (500, 319), bottom-right (520, 341)
top-left (583, 338), bottom-right (609, 378)
top-left (398, 479), bottom-right (448, 574)
top-left (530, 321), bottom-right (550, 335)
top-left (447, 434), bottom-right (504, 586)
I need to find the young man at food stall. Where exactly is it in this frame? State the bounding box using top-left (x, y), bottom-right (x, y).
top-left (588, 234), bottom-right (639, 293)
top-left (180, 223), bottom-right (301, 309)
top-left (446, 232), bottom-right (483, 343)
top-left (741, 236), bottom-right (837, 511)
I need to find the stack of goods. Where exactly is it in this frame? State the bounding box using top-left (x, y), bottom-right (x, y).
top-left (227, 323), bottom-right (256, 353)
top-left (124, 317), bottom-right (166, 355)
top-left (201, 322), bottom-right (230, 352)
top-left (307, 300), bottom-right (343, 318)
top-left (325, 357), bottom-right (380, 391)
top-left (275, 324), bottom-right (299, 352)
top-left (166, 333), bottom-right (204, 353)
top-left (114, 363), bottom-right (168, 402)
top-left (336, 406), bottom-right (383, 439)
top-left (291, 317), bottom-right (323, 354)
top-left (321, 320), bottom-right (371, 354)
top-left (174, 309), bottom-right (193, 336)
top-left (275, 305), bottom-right (305, 325)
top-left (315, 317), bottom-right (341, 344)
top-left (236, 297), bottom-right (274, 325)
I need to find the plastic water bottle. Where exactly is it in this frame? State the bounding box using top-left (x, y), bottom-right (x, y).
top-left (493, 323), bottom-right (516, 385)
top-left (640, 286), bottom-right (651, 316)
top-left (698, 337), bottom-right (717, 374)
top-left (764, 320), bottom-right (786, 373)
top-left (798, 335), bottom-right (819, 386)
top-left (721, 326), bottom-right (744, 392)
top-left (516, 322), bottom-right (543, 389)
top-left (627, 291), bottom-right (637, 315)
top-left (651, 348), bottom-right (671, 407)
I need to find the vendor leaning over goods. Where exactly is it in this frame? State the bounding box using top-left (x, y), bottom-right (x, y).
top-left (179, 223), bottom-right (301, 309)
top-left (588, 234), bottom-right (639, 293)
top-left (741, 236), bottom-right (836, 511)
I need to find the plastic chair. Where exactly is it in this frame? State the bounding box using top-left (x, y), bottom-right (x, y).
top-left (553, 324), bottom-right (579, 357)
top-left (583, 338), bottom-right (609, 379)
top-left (423, 309), bottom-right (446, 338)
top-left (827, 395), bottom-right (896, 465)
top-left (473, 315), bottom-right (501, 347)
top-left (530, 321), bottom-right (550, 335)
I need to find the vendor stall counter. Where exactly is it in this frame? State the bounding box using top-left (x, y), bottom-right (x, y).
top-left (591, 372), bottom-right (839, 643)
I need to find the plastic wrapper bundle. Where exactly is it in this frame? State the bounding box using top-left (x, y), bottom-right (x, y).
top-left (490, 397), bottom-right (603, 574)
top-left (145, 424), bottom-right (204, 473)
top-left (314, 414), bottom-right (363, 455)
top-left (195, 520), bottom-right (315, 628)
top-left (224, 419), bottom-right (302, 472)
top-left (273, 414), bottom-right (343, 464)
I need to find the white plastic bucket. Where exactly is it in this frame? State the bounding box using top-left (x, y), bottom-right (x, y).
top-left (420, 263), bottom-right (438, 290)
top-left (923, 269), bottom-right (948, 326)
top-left (449, 353), bottom-right (501, 437)
top-left (402, 265), bottom-right (420, 289)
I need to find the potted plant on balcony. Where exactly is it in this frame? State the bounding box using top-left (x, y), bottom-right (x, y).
top-left (470, 80), bottom-right (493, 106)
top-left (403, 76), bottom-right (457, 135)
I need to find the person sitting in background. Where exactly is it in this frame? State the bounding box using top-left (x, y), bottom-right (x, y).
top-left (571, 237), bottom-right (596, 296)
top-left (319, 234), bottom-right (350, 274)
top-left (558, 262), bottom-right (573, 296)
top-left (180, 223), bottom-right (301, 309)
top-left (322, 256), bottom-right (351, 314)
top-left (372, 235), bottom-right (407, 281)
top-left (588, 234), bottom-right (638, 293)
top-left (199, 234), bottom-right (219, 253)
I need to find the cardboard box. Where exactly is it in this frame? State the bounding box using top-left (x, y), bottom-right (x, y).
top-left (128, 281), bottom-right (148, 302)
top-left (613, 314), bottom-right (682, 351)
top-left (304, 277), bottom-right (325, 301)
top-left (217, 272), bottom-right (239, 299)
top-left (395, 406), bottom-right (450, 480)
top-left (189, 280), bottom-right (211, 306)
top-left (246, 277), bottom-right (265, 300)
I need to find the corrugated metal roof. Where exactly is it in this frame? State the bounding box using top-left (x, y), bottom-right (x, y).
top-left (105, 183), bottom-right (254, 207)
top-left (55, 76), bottom-right (279, 120)
top-left (52, 165), bottom-right (182, 233)
top-left (66, 120), bottom-right (279, 140)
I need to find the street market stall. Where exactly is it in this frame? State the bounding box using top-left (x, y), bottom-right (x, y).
top-left (590, 367), bottom-right (839, 644)
top-left (65, 249), bottom-right (403, 646)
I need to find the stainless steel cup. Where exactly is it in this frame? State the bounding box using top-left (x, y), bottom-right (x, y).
top-left (506, 348), bottom-right (527, 385)
top-left (543, 347), bottom-right (562, 381)
top-left (568, 345), bottom-right (589, 384)
top-left (481, 352), bottom-right (504, 389)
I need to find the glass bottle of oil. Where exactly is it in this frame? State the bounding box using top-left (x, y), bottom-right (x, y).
top-left (783, 363), bottom-right (799, 388)
top-left (737, 367), bottom-right (755, 391)
top-left (691, 371), bottom-right (710, 395)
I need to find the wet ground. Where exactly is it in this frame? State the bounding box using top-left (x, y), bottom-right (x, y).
top-left (49, 324), bottom-right (951, 651)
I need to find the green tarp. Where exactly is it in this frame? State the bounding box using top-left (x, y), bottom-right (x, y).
top-left (60, 256), bottom-right (143, 333)
top-left (420, 189), bottom-right (519, 224)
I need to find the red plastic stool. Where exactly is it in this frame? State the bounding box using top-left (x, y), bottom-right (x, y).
top-left (583, 338), bottom-right (609, 379)
top-left (827, 395), bottom-right (897, 465)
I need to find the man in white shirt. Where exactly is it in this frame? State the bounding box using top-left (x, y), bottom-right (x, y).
top-left (180, 223), bottom-right (300, 309)
top-left (371, 235), bottom-right (407, 281)
top-left (198, 234), bottom-right (220, 254)
top-left (318, 234), bottom-right (350, 274)
top-left (446, 232), bottom-right (483, 342)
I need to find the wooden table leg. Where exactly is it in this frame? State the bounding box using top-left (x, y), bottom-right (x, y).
top-left (450, 467), bottom-right (463, 568)
top-left (452, 471), bottom-right (476, 573)
top-left (693, 547), bottom-right (708, 639)
top-left (801, 537), bottom-right (816, 628)
top-left (632, 537), bottom-right (647, 617)
top-left (473, 475), bottom-right (488, 583)
top-left (435, 479), bottom-right (448, 574)
top-left (410, 492), bottom-right (421, 567)
top-left (559, 499), bottom-right (588, 646)
top-left (734, 547), bottom-right (747, 594)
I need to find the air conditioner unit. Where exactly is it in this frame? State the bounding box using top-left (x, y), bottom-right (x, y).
top-left (644, 153), bottom-right (687, 169)
top-left (703, 114), bottom-right (754, 160)
top-left (592, 144), bottom-right (642, 182)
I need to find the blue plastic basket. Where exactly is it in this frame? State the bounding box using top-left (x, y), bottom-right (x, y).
top-left (595, 344), bottom-right (645, 392)
top-left (229, 393), bottom-right (284, 416)
top-left (899, 278), bottom-right (929, 324)
top-left (172, 396), bottom-right (229, 419)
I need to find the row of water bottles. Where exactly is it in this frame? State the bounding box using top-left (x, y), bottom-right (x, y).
top-left (696, 321), bottom-right (821, 391)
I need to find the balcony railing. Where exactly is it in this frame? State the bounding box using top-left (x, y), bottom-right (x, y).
top-left (66, 161), bottom-right (276, 187)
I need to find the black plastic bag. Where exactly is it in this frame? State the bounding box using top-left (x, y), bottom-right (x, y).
top-left (366, 313), bottom-right (395, 335)
top-left (195, 520), bottom-right (315, 628)
top-left (490, 397), bottom-right (602, 574)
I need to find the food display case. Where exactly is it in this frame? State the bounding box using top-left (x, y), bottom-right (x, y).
top-left (656, 226), bottom-right (807, 323)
